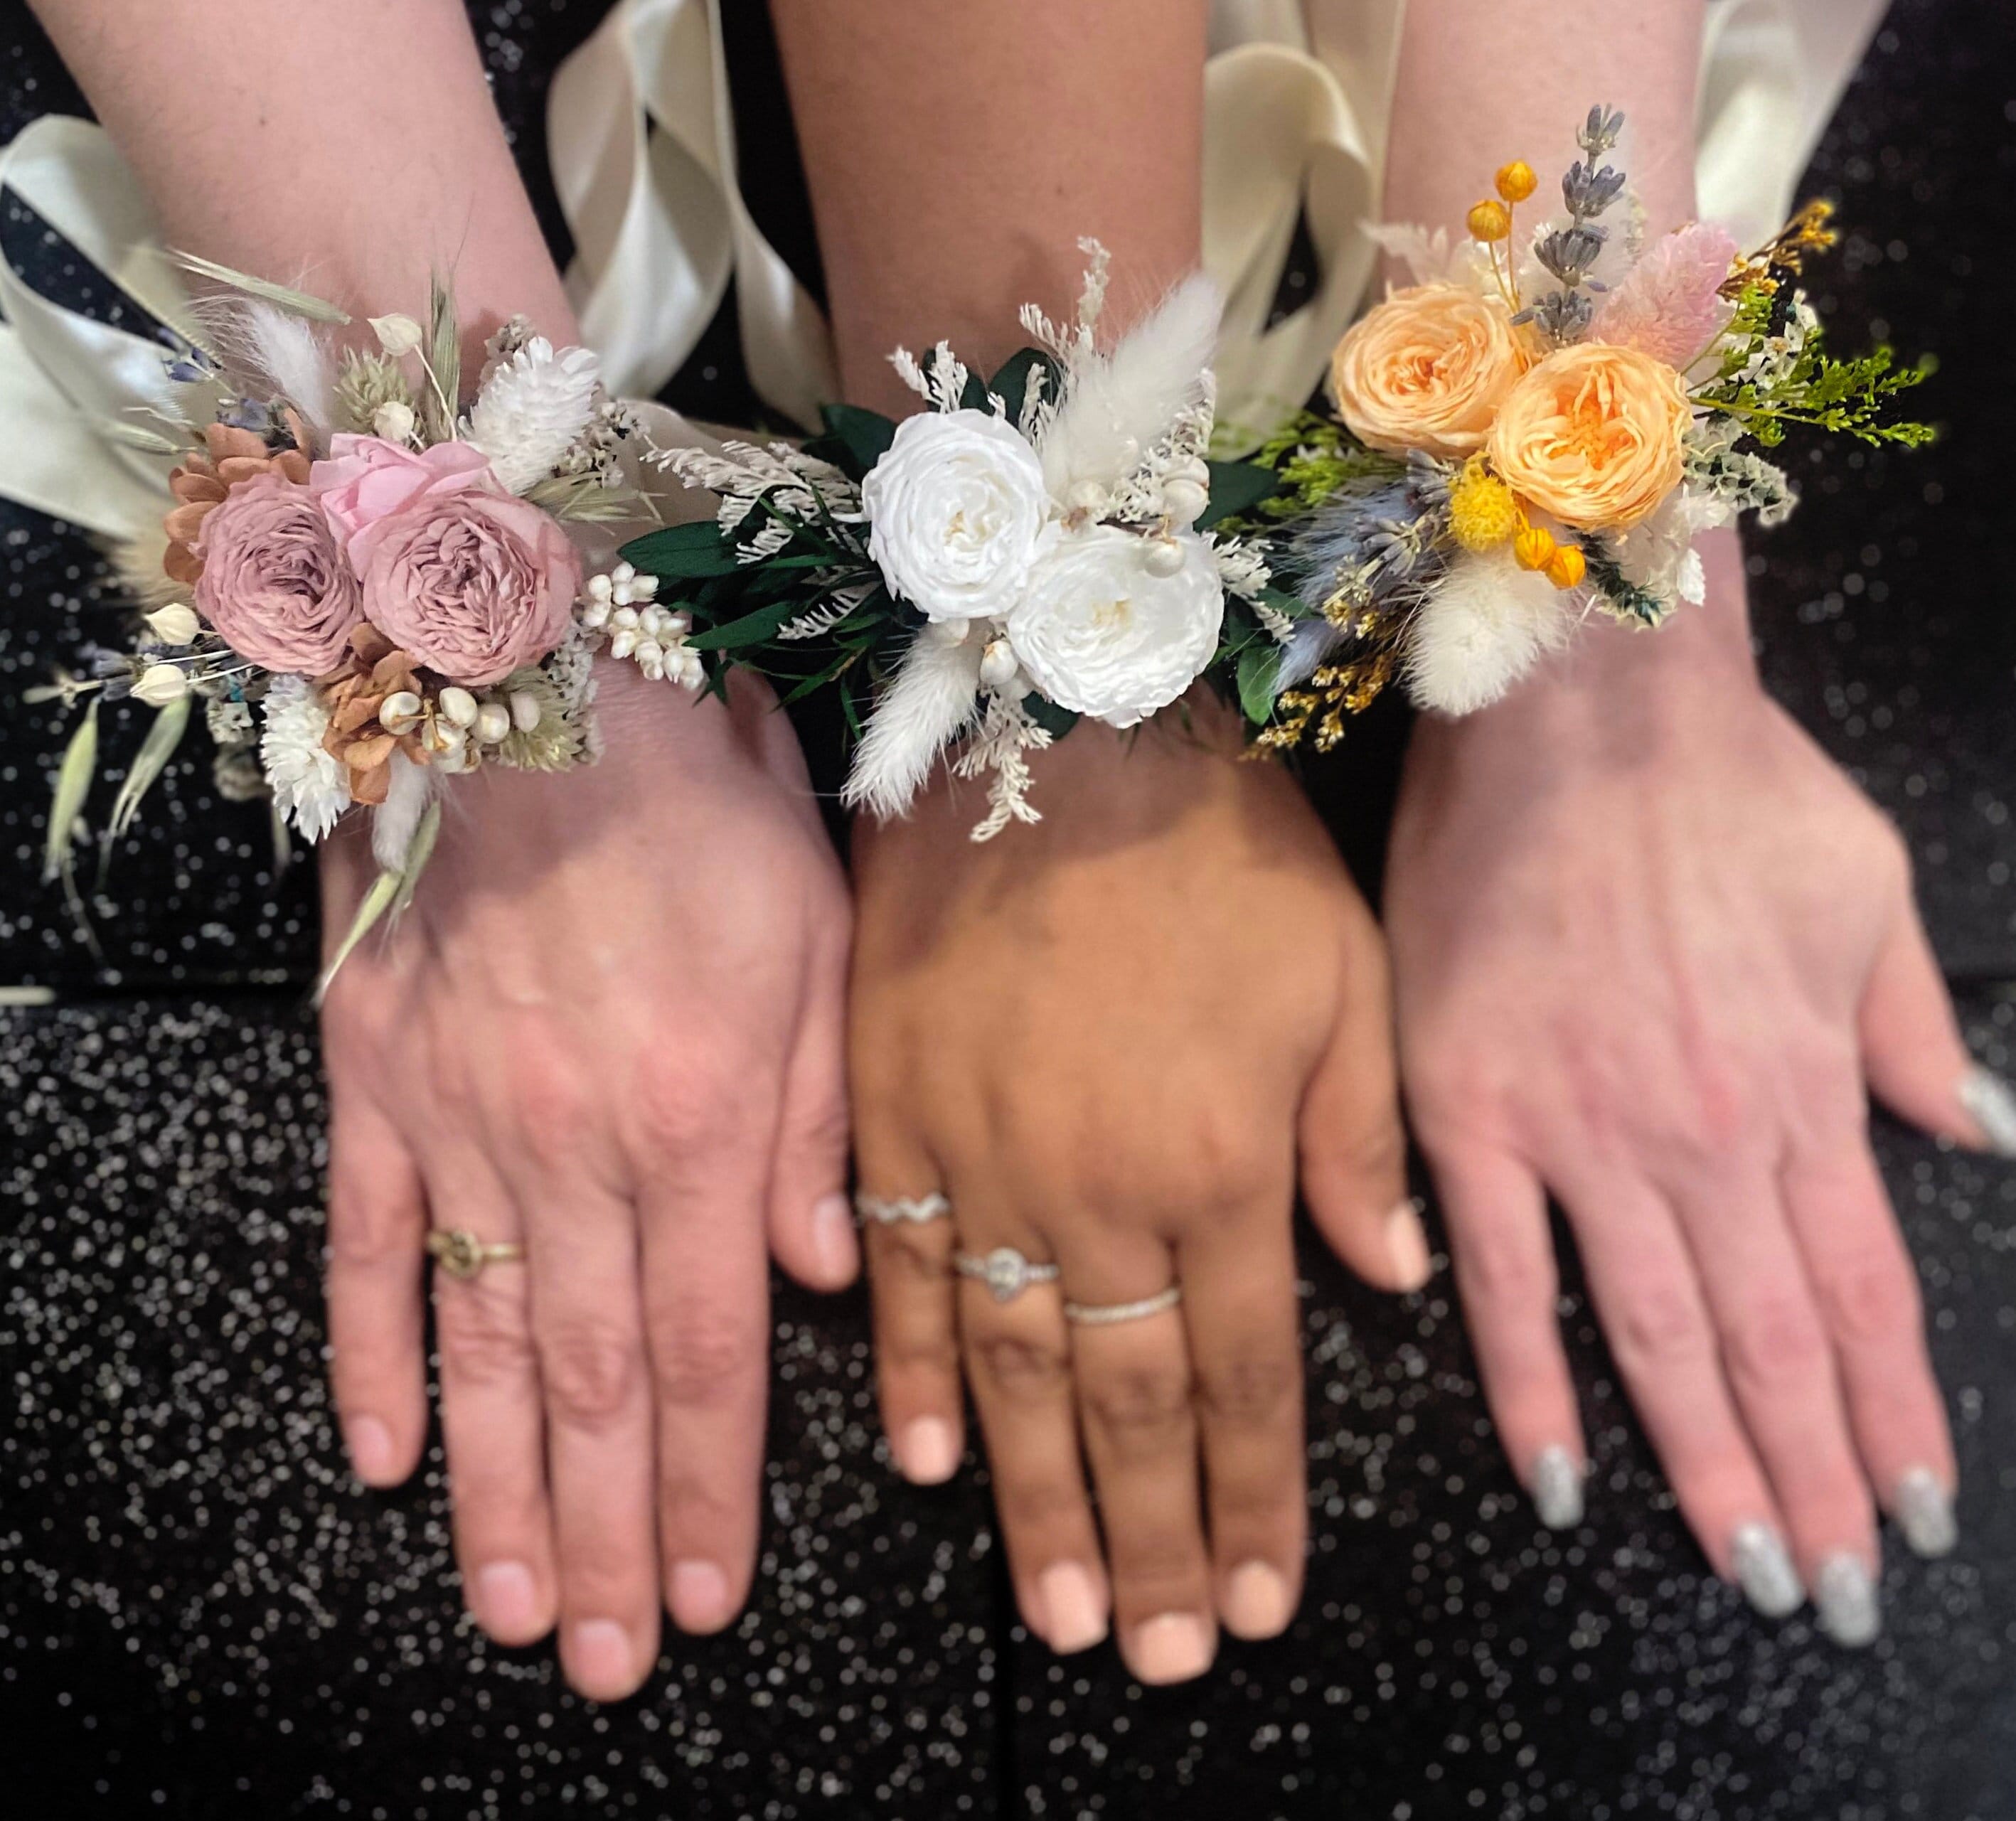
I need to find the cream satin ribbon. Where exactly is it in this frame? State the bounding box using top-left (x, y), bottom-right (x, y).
top-left (0, 0), bottom-right (1885, 532)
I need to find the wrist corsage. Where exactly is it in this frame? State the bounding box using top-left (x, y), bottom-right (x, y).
top-left (1241, 103), bottom-right (1934, 748)
top-left (35, 265), bottom-right (699, 989)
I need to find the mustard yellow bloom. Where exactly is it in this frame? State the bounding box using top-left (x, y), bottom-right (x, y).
top-left (1495, 161), bottom-right (1539, 205)
top-left (1467, 199), bottom-right (1513, 244)
top-left (1545, 543), bottom-right (1587, 589)
top-left (1514, 524), bottom-right (1557, 572)
top-left (1448, 460), bottom-right (1520, 552)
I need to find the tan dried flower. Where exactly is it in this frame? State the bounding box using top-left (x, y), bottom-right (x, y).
top-left (163, 416), bottom-right (312, 586)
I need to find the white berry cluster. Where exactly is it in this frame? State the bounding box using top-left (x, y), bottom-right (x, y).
top-left (578, 561), bottom-right (704, 690)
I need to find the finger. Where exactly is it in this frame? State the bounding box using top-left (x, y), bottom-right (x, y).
top-left (324, 1084), bottom-right (430, 1486)
top-left (1065, 1231), bottom-right (1216, 1686)
top-left (1860, 904), bottom-right (2012, 1153)
top-left (1668, 1164), bottom-right (1879, 1628)
top-left (767, 934), bottom-right (859, 1293)
top-left (1426, 1140), bottom-right (1586, 1529)
top-left (1178, 1203), bottom-right (1306, 1642)
top-left (640, 1126), bottom-right (774, 1638)
top-left (1782, 1138), bottom-right (1957, 1564)
top-left (520, 1170), bottom-right (661, 1702)
top-left (1556, 1166), bottom-right (1800, 1618)
top-left (857, 1104), bottom-right (962, 1483)
top-left (1298, 909), bottom-right (1423, 1292)
top-left (422, 1143), bottom-right (559, 1652)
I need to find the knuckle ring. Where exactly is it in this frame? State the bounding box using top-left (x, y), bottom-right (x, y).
top-left (854, 1190), bottom-right (952, 1227)
top-left (425, 1228), bottom-right (526, 1282)
top-left (1063, 1285), bottom-right (1183, 1326)
top-left (954, 1246), bottom-right (1060, 1303)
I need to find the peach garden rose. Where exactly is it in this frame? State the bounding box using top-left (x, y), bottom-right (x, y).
top-left (1329, 284), bottom-right (1528, 460)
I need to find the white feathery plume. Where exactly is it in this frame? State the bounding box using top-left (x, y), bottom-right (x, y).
top-left (370, 750), bottom-right (439, 873)
top-left (841, 631), bottom-right (986, 821)
top-left (191, 297), bottom-right (337, 430)
top-left (1404, 548), bottom-right (1575, 716)
top-left (1036, 272), bottom-right (1223, 500)
top-left (468, 338), bottom-right (602, 492)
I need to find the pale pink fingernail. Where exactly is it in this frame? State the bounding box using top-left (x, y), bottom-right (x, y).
top-left (567, 1618), bottom-right (636, 1697)
top-left (1384, 1199), bottom-right (1433, 1291)
top-left (897, 1416), bottom-right (960, 1484)
top-left (810, 1192), bottom-right (859, 1283)
top-left (343, 1414), bottom-right (396, 1484)
top-left (1036, 1562), bottom-right (1108, 1653)
top-left (1126, 1611), bottom-right (1215, 1684)
top-left (476, 1561), bottom-right (541, 1639)
top-left (1221, 1561), bottom-right (1294, 1640)
top-left (669, 1559), bottom-right (734, 1633)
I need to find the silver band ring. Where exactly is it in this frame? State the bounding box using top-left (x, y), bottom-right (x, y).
top-left (1063, 1284), bottom-right (1183, 1326)
top-left (855, 1190), bottom-right (952, 1227)
top-left (426, 1228), bottom-right (526, 1282)
top-left (954, 1246), bottom-right (1061, 1303)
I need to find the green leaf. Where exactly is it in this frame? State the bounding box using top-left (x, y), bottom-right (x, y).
top-left (685, 598), bottom-right (806, 652)
top-left (1020, 693), bottom-right (1079, 740)
top-left (390, 800), bottom-right (443, 922)
top-left (1236, 644), bottom-right (1282, 725)
top-left (621, 519), bottom-right (742, 578)
top-left (818, 403), bottom-right (898, 475)
top-left (315, 867), bottom-right (401, 1007)
top-left (986, 348), bottom-right (1063, 426)
top-left (169, 250), bottom-right (351, 324)
top-left (103, 693), bottom-right (192, 880)
top-left (424, 272), bottom-right (461, 443)
top-left (1198, 460), bottom-right (1282, 530)
top-left (44, 698), bottom-right (98, 884)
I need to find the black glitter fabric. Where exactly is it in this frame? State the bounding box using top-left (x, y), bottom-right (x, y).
top-left (2, 3), bottom-right (2013, 1817)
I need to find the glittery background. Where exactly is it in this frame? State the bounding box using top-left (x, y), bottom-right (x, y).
top-left (1, 4), bottom-right (2012, 1817)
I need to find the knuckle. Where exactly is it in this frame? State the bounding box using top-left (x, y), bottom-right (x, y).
top-left (969, 1330), bottom-right (1070, 1397)
top-left (538, 1319), bottom-right (646, 1429)
top-left (1724, 1288), bottom-right (1831, 1389)
top-left (1609, 1281), bottom-right (1713, 1374)
top-left (1082, 1361), bottom-right (1193, 1439)
top-left (629, 1064), bottom-right (752, 1163)
top-left (1816, 1246), bottom-right (1921, 1347)
top-left (1198, 1349), bottom-right (1301, 1426)
top-left (649, 1302), bottom-right (761, 1411)
top-left (503, 1047), bottom-right (593, 1161)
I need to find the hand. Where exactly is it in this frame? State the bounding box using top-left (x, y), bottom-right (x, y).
top-left (849, 693), bottom-right (1417, 1683)
top-left (1385, 537), bottom-right (1990, 1645)
top-left (318, 663), bottom-right (855, 1700)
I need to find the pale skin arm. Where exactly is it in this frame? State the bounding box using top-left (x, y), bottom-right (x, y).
top-left (30, 0), bottom-right (859, 1700)
top-left (772, 0), bottom-right (1414, 1684)
top-left (1380, 0), bottom-right (1984, 1640)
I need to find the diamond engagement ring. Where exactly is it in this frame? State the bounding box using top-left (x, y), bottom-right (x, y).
top-left (854, 1191), bottom-right (953, 1226)
top-left (425, 1229), bottom-right (527, 1282)
top-left (954, 1246), bottom-right (1061, 1303)
top-left (1062, 1284), bottom-right (1183, 1326)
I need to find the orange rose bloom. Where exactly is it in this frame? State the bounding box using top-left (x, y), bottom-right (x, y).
top-left (1487, 343), bottom-right (1692, 531)
top-left (1329, 284), bottom-right (1527, 460)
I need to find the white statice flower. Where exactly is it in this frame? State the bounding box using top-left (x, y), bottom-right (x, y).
top-left (260, 673), bottom-right (351, 843)
top-left (862, 409), bottom-right (1050, 623)
top-left (467, 336), bottom-right (602, 493)
top-left (1006, 526), bottom-right (1224, 727)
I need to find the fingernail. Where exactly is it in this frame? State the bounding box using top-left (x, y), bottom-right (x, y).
top-left (1958, 1067), bottom-right (2016, 1156)
top-left (1126, 1611), bottom-right (1216, 1684)
top-left (1729, 1522), bottom-right (1803, 1618)
top-left (1036, 1562), bottom-right (1108, 1654)
top-left (810, 1191), bottom-right (859, 1283)
top-left (476, 1561), bottom-right (542, 1639)
top-left (1894, 1467), bottom-right (1958, 1559)
top-left (1530, 1446), bottom-right (1585, 1529)
top-left (668, 1559), bottom-right (734, 1633)
top-left (1222, 1561), bottom-right (1294, 1640)
top-left (896, 1416), bottom-right (960, 1484)
top-left (567, 1618), bottom-right (636, 1695)
top-left (1813, 1554), bottom-right (1881, 1648)
top-left (343, 1414), bottom-right (395, 1484)
top-left (1384, 1198), bottom-right (1433, 1291)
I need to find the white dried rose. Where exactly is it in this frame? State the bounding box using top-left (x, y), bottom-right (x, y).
top-left (863, 409), bottom-right (1050, 623)
top-left (1005, 526), bottom-right (1224, 728)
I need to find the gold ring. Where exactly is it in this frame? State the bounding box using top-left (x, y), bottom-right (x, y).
top-left (425, 1228), bottom-right (526, 1281)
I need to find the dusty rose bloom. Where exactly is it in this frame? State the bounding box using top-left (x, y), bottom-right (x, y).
top-left (309, 434), bottom-right (498, 570)
top-left (192, 469), bottom-right (363, 672)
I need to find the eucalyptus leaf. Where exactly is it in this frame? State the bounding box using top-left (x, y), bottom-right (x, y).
top-left (1236, 644), bottom-right (1282, 725)
top-left (622, 520), bottom-right (742, 578)
top-left (1198, 459), bottom-right (1283, 530)
top-left (686, 599), bottom-right (804, 652)
top-left (816, 404), bottom-right (898, 476)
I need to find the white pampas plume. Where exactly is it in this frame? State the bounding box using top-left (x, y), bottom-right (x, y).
top-left (468, 338), bottom-right (602, 492)
top-left (841, 631), bottom-right (986, 821)
top-left (370, 751), bottom-right (438, 873)
top-left (191, 297), bottom-right (337, 430)
top-left (1404, 548), bottom-right (1576, 716)
top-left (1036, 273), bottom-right (1222, 500)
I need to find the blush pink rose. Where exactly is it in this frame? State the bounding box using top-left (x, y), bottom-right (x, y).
top-left (309, 434), bottom-right (499, 570)
top-left (359, 491), bottom-right (581, 685)
top-left (192, 469), bottom-right (363, 672)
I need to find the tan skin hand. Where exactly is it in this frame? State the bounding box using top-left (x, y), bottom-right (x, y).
top-left (319, 664), bottom-right (856, 1702)
top-left (849, 691), bottom-right (1418, 1684)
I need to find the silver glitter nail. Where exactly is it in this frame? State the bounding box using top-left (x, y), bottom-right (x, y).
top-left (1530, 1446), bottom-right (1585, 1529)
top-left (1729, 1522), bottom-right (1803, 1618)
top-left (1813, 1554), bottom-right (1881, 1648)
top-left (1893, 1467), bottom-right (1958, 1559)
top-left (1959, 1066), bottom-right (2016, 1157)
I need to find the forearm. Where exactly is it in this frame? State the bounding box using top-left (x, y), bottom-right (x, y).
top-left (28, 0), bottom-right (572, 360)
top-left (770, 0), bottom-right (1207, 415)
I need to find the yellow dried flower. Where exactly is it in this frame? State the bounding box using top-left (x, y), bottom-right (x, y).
top-left (1467, 199), bottom-right (1513, 244)
top-left (1545, 543), bottom-right (1588, 589)
top-left (1514, 524), bottom-right (1558, 572)
top-left (1448, 459), bottom-right (1520, 552)
top-left (1495, 161), bottom-right (1539, 204)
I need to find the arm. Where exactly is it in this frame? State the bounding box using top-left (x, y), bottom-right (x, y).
top-left (31, 0), bottom-right (857, 1699)
top-left (1381, 0), bottom-right (1982, 1643)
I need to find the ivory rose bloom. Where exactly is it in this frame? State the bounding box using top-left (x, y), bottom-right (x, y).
top-left (863, 409), bottom-right (1050, 621)
top-left (1330, 284), bottom-right (1527, 459)
top-left (1006, 526), bottom-right (1222, 727)
top-left (1488, 342), bottom-right (1692, 531)
top-left (192, 470), bottom-right (363, 672)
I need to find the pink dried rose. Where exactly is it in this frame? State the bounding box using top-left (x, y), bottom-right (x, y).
top-left (358, 490), bottom-right (581, 685)
top-left (309, 433), bottom-right (501, 571)
top-left (1594, 222), bottom-right (1742, 371)
top-left (192, 469), bottom-right (364, 672)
